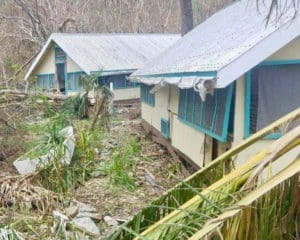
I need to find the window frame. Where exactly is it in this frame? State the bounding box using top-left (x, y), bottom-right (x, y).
top-left (99, 75), bottom-right (139, 89)
top-left (140, 84), bottom-right (155, 107)
top-left (55, 46), bottom-right (66, 63)
top-left (66, 71), bottom-right (86, 92)
top-left (37, 74), bottom-right (56, 90)
top-left (177, 84), bottom-right (234, 142)
top-left (244, 60), bottom-right (300, 139)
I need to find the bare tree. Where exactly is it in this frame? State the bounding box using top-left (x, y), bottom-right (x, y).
top-left (0, 0), bottom-right (181, 90)
top-left (256, 0), bottom-right (299, 24)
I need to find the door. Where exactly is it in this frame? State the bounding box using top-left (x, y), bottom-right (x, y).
top-left (56, 63), bottom-right (66, 93)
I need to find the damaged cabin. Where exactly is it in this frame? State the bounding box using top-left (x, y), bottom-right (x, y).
top-left (130, 0), bottom-right (300, 170)
top-left (25, 33), bottom-right (179, 103)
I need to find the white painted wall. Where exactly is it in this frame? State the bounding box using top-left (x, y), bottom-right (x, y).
top-left (33, 44), bottom-right (55, 76)
top-left (267, 36), bottom-right (300, 61)
top-left (66, 55), bottom-right (82, 72)
top-left (141, 37), bottom-right (300, 168)
top-left (142, 85), bottom-right (206, 167)
top-left (113, 88), bottom-right (140, 101)
top-left (141, 86), bottom-right (169, 131)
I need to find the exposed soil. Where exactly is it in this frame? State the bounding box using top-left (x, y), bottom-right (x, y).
top-left (0, 105), bottom-right (185, 238)
top-left (75, 113), bottom-right (184, 237)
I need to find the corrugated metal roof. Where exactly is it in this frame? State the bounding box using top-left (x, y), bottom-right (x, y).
top-left (25, 33), bottom-right (180, 80)
top-left (132, 0), bottom-right (300, 88)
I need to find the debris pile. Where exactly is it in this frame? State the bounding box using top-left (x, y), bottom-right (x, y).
top-left (13, 126), bottom-right (75, 175)
top-left (76, 115), bottom-right (184, 238)
top-left (0, 105), bottom-right (185, 238)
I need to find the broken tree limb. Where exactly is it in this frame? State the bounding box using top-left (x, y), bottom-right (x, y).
top-left (144, 169), bottom-right (162, 195)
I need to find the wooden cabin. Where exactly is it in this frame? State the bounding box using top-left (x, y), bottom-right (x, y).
top-left (130, 0), bottom-right (300, 171)
top-left (25, 33), bottom-right (179, 102)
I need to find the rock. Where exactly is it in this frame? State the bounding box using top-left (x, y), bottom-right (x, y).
top-left (65, 206), bottom-right (79, 218)
top-left (77, 212), bottom-right (102, 222)
top-left (53, 210), bottom-right (69, 222)
top-left (75, 201), bottom-right (97, 213)
top-left (103, 215), bottom-right (119, 227)
top-left (72, 217), bottom-right (100, 236)
top-left (13, 126), bottom-right (75, 175)
top-left (13, 158), bottom-right (39, 175)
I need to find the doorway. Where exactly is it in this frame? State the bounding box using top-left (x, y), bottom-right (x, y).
top-left (56, 63), bottom-right (66, 93)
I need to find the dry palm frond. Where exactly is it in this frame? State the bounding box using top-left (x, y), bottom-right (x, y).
top-left (189, 155), bottom-right (300, 240)
top-left (134, 124), bottom-right (300, 239)
top-left (110, 108), bottom-right (300, 240)
top-left (0, 174), bottom-right (61, 213)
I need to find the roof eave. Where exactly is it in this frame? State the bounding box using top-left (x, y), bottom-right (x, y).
top-left (217, 16), bottom-right (300, 88)
top-left (24, 35), bottom-right (55, 81)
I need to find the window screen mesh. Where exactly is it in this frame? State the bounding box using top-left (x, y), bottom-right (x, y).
top-left (67, 72), bottom-right (85, 91)
top-left (202, 94), bottom-right (215, 130)
top-left (214, 88), bottom-right (230, 136)
top-left (37, 74), bottom-right (55, 90)
top-left (194, 93), bottom-right (202, 126)
top-left (187, 91), bottom-right (194, 122)
top-left (178, 89), bottom-right (186, 118)
top-left (249, 65), bottom-right (300, 133)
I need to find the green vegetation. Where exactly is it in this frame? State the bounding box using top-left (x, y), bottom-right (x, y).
top-left (104, 138), bottom-right (141, 191)
top-left (34, 120), bottom-right (99, 193)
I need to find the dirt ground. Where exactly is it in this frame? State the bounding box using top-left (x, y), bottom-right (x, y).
top-left (0, 106), bottom-right (185, 238)
top-left (75, 112), bottom-right (184, 237)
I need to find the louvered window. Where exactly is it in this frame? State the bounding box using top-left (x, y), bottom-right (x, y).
top-left (37, 74), bottom-right (56, 90)
top-left (67, 72), bottom-right (85, 91)
top-left (178, 84), bottom-right (234, 142)
top-left (140, 84), bottom-right (155, 106)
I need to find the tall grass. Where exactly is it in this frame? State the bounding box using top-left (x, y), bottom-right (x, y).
top-left (104, 138), bottom-right (141, 191)
top-left (35, 126), bottom-right (96, 193)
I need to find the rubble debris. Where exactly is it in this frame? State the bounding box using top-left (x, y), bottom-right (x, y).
top-left (72, 217), bottom-right (100, 236)
top-left (65, 206), bottom-right (79, 218)
top-left (145, 169), bottom-right (162, 195)
top-left (76, 116), bottom-right (185, 238)
top-left (103, 212), bottom-right (119, 227)
top-left (0, 174), bottom-right (59, 211)
top-left (13, 126), bottom-right (75, 175)
top-left (53, 210), bottom-right (69, 222)
top-left (75, 201), bottom-right (97, 213)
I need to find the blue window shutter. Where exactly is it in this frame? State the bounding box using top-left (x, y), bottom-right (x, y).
top-left (37, 74), bottom-right (55, 90)
top-left (177, 85), bottom-right (234, 142)
top-left (140, 84), bottom-right (155, 106)
top-left (178, 89), bottom-right (186, 119)
top-left (161, 118), bottom-right (170, 139)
